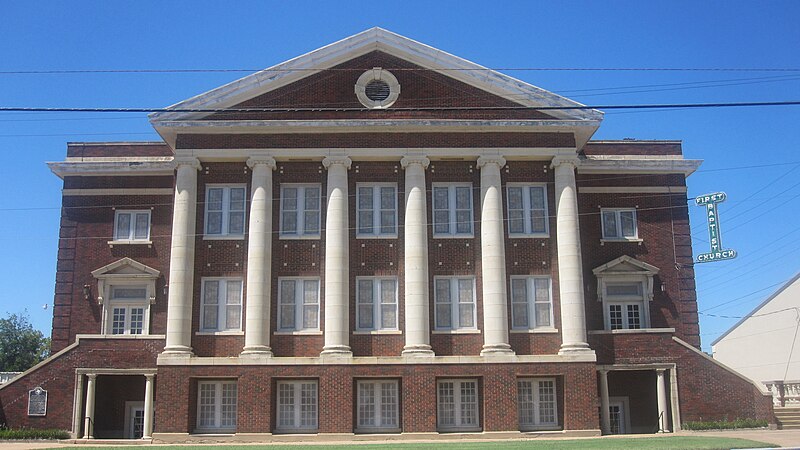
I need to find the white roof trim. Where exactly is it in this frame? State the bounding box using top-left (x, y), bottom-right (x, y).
top-left (91, 257), bottom-right (161, 279)
top-left (593, 255), bottom-right (660, 276)
top-left (148, 27), bottom-right (603, 123)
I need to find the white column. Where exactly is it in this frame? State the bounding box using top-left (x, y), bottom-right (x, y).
top-left (401, 156), bottom-right (435, 357)
top-left (84, 374), bottom-right (97, 439)
top-left (477, 155), bottom-right (514, 355)
top-left (142, 374), bottom-right (155, 439)
top-left (599, 369), bottom-right (611, 434)
top-left (73, 374), bottom-right (84, 437)
top-left (656, 369), bottom-right (670, 432)
top-left (242, 155), bottom-right (277, 356)
top-left (552, 156), bottom-right (591, 354)
top-left (164, 157), bottom-right (201, 355)
top-left (321, 156), bottom-right (352, 356)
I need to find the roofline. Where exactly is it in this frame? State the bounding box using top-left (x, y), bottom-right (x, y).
top-left (67, 141), bottom-right (167, 146)
top-left (587, 140), bottom-right (682, 144)
top-left (710, 271), bottom-right (800, 346)
top-left (148, 27), bottom-right (603, 124)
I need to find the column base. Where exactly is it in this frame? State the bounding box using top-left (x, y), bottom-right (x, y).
top-left (240, 346), bottom-right (273, 358)
top-left (161, 345), bottom-right (194, 356)
top-left (401, 345), bottom-right (435, 357)
top-left (558, 342), bottom-right (593, 355)
top-left (320, 345), bottom-right (353, 357)
top-left (480, 344), bottom-right (515, 356)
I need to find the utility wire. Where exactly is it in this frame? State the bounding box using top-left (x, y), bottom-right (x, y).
top-left (2, 67), bottom-right (800, 74)
top-left (1, 101), bottom-right (800, 114)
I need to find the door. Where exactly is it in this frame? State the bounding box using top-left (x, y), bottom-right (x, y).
top-left (609, 400), bottom-right (626, 434)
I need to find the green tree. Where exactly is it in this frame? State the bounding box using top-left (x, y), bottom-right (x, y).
top-left (0, 312), bottom-right (50, 372)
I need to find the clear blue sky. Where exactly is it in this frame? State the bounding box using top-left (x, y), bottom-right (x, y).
top-left (1, 1), bottom-right (798, 352)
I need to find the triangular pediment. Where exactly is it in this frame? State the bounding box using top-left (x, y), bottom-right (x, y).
top-left (593, 255), bottom-right (659, 276)
top-left (91, 257), bottom-right (160, 279)
top-left (149, 27), bottom-right (602, 124)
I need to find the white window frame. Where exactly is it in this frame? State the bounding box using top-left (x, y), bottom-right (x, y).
top-left (204, 184), bottom-right (247, 239)
top-left (601, 279), bottom-right (650, 330)
top-left (600, 208), bottom-right (639, 240)
top-left (200, 278), bottom-right (243, 333)
top-left (510, 276), bottom-right (555, 331)
top-left (434, 277), bottom-right (477, 332)
top-left (432, 183), bottom-right (474, 238)
top-left (437, 379), bottom-right (480, 431)
top-left (279, 184), bottom-right (322, 239)
top-left (275, 380), bottom-right (319, 432)
top-left (517, 377), bottom-right (559, 431)
top-left (113, 210), bottom-right (151, 242)
top-left (506, 183), bottom-right (549, 237)
top-left (356, 183), bottom-right (398, 238)
top-left (102, 283), bottom-right (151, 335)
top-left (356, 379), bottom-right (401, 432)
top-left (196, 380), bottom-right (237, 433)
top-left (277, 277), bottom-right (320, 332)
top-left (356, 277), bottom-right (398, 332)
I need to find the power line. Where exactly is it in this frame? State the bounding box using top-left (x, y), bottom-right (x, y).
top-left (2, 67), bottom-right (800, 75)
top-left (1, 100), bottom-right (800, 114)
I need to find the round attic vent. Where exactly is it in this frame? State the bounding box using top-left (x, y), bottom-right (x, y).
top-left (355, 68), bottom-right (400, 109)
top-left (365, 79), bottom-right (391, 101)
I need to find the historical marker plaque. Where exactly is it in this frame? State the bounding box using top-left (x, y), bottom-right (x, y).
top-left (28, 387), bottom-right (47, 416)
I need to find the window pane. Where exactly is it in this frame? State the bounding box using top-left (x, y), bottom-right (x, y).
top-left (134, 213), bottom-right (149, 239)
top-left (381, 382), bottom-right (398, 427)
top-left (627, 304), bottom-right (642, 329)
top-left (204, 281), bottom-right (219, 304)
top-left (534, 278), bottom-right (550, 301)
top-left (116, 213), bottom-right (131, 240)
top-left (282, 188), bottom-right (297, 210)
top-left (513, 303), bottom-right (528, 328)
top-left (280, 280), bottom-right (296, 304)
top-left (620, 211), bottom-right (636, 237)
top-left (381, 304), bottom-right (397, 329)
top-left (358, 304), bottom-right (374, 329)
top-left (358, 279), bottom-right (373, 303)
top-left (358, 211), bottom-right (374, 234)
top-left (435, 279), bottom-right (451, 303)
top-left (609, 304), bottom-right (623, 330)
top-left (438, 382), bottom-right (455, 426)
top-left (433, 187), bottom-right (449, 210)
top-left (381, 280), bottom-right (396, 303)
top-left (458, 279), bottom-right (473, 303)
top-left (459, 381), bottom-right (477, 426)
top-left (303, 305), bottom-right (318, 329)
top-left (278, 383), bottom-right (295, 428)
top-left (508, 210), bottom-right (524, 234)
top-left (518, 380), bottom-right (534, 427)
top-left (304, 188), bottom-right (320, 210)
top-left (359, 382), bottom-right (376, 427)
top-left (535, 303), bottom-right (551, 327)
top-left (203, 305), bottom-right (218, 330)
top-left (112, 308), bottom-right (126, 334)
top-left (602, 211), bottom-right (618, 238)
top-left (380, 211), bottom-right (395, 234)
top-left (455, 187), bottom-right (471, 209)
top-left (436, 304), bottom-right (451, 328)
top-left (198, 383), bottom-right (217, 428)
top-left (206, 212), bottom-right (223, 235)
top-left (455, 210), bottom-right (472, 234)
top-left (538, 380), bottom-right (556, 424)
top-left (228, 211), bottom-right (244, 234)
top-left (112, 287), bottom-right (147, 299)
top-left (508, 187), bottom-right (523, 209)
top-left (281, 211), bottom-right (297, 234)
top-left (434, 211), bottom-right (450, 234)
top-left (300, 382), bottom-right (317, 428)
top-left (380, 187), bottom-right (395, 209)
top-left (130, 308), bottom-right (144, 334)
top-left (459, 304), bottom-right (474, 328)
top-left (221, 383), bottom-right (238, 428)
top-left (530, 210), bottom-right (546, 234)
top-left (207, 188), bottom-right (223, 211)
top-left (230, 188), bottom-right (245, 211)
top-left (304, 212), bottom-right (319, 234)
top-left (607, 283), bottom-right (642, 297)
top-left (358, 187), bottom-right (373, 209)
top-left (303, 280), bottom-right (319, 303)
top-left (280, 305), bottom-right (295, 329)
top-left (226, 281), bottom-right (242, 304)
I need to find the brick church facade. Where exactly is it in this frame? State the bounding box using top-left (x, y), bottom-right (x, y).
top-left (0, 28), bottom-right (773, 441)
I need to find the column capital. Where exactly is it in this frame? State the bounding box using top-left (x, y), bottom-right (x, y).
top-left (322, 155), bottom-right (352, 169)
top-left (86, 373), bottom-right (98, 380)
top-left (246, 155), bottom-right (277, 170)
top-left (171, 156), bottom-right (202, 171)
top-left (144, 373), bottom-right (156, 380)
top-left (400, 155), bottom-right (430, 169)
top-left (551, 155), bottom-right (581, 169)
top-left (476, 155), bottom-right (506, 169)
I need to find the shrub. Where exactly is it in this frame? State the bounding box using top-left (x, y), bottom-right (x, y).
top-left (0, 428), bottom-right (70, 440)
top-left (682, 418), bottom-right (769, 430)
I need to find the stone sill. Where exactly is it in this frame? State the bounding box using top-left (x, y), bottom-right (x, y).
top-left (432, 329), bottom-right (481, 335)
top-left (107, 240), bottom-right (152, 247)
top-left (273, 331), bottom-right (323, 336)
top-left (278, 235), bottom-right (321, 241)
top-left (195, 331), bottom-right (244, 336)
top-left (156, 353), bottom-right (597, 366)
top-left (510, 328), bottom-right (559, 334)
top-left (600, 238), bottom-right (643, 244)
top-left (353, 330), bottom-right (402, 335)
top-left (588, 328), bottom-right (675, 335)
top-left (203, 235), bottom-right (245, 241)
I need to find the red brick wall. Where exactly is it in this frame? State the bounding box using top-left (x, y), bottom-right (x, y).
top-left (66, 142), bottom-right (171, 158)
top-left (52, 180), bottom-right (173, 352)
top-left (0, 337), bottom-right (162, 430)
top-left (583, 142), bottom-right (683, 156)
top-left (590, 332), bottom-right (774, 424)
top-left (154, 362), bottom-right (598, 434)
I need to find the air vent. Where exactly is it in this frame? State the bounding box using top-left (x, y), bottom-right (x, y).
top-left (365, 80), bottom-right (391, 102)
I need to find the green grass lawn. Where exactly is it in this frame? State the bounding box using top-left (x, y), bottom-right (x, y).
top-left (57, 436), bottom-right (777, 450)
